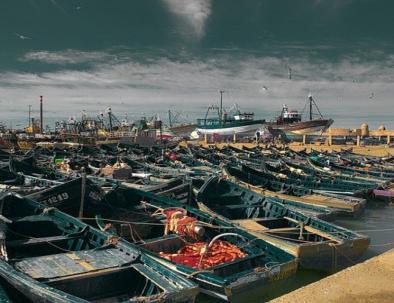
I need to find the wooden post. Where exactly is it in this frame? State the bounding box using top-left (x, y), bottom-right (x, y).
top-left (302, 134), bottom-right (306, 145)
top-left (327, 128), bottom-right (332, 146)
top-left (79, 171), bottom-right (86, 218)
top-left (233, 133), bottom-right (237, 143)
top-left (388, 135), bottom-right (391, 145)
top-left (356, 135), bottom-right (360, 147)
top-left (204, 133), bottom-right (208, 144)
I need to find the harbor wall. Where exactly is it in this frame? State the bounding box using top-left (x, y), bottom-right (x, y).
top-left (270, 249), bottom-right (394, 303)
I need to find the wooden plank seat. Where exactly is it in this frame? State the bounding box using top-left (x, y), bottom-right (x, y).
top-left (7, 227), bottom-right (90, 248)
top-left (220, 192), bottom-right (244, 198)
top-left (232, 219), bottom-right (269, 232)
top-left (267, 227), bottom-right (300, 233)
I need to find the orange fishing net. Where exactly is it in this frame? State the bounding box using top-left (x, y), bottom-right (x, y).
top-left (159, 240), bottom-right (247, 270)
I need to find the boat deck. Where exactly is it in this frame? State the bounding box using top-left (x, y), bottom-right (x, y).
top-left (15, 248), bottom-right (137, 280)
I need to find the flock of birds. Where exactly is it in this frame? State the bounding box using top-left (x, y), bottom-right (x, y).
top-left (260, 66), bottom-right (375, 101)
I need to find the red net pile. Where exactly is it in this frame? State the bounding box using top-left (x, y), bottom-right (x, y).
top-left (159, 240), bottom-right (247, 270)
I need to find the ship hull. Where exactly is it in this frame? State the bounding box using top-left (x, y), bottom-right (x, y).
top-left (268, 119), bottom-right (333, 136)
top-left (196, 121), bottom-right (264, 136)
top-left (169, 124), bottom-right (197, 136)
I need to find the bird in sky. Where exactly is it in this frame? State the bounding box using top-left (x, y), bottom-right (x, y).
top-left (369, 92), bottom-right (375, 99)
top-left (262, 85), bottom-right (268, 91)
top-left (15, 32), bottom-right (32, 40)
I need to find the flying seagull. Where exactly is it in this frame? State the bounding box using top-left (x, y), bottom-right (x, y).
top-left (15, 32), bottom-right (32, 40)
top-left (369, 92), bottom-right (375, 99)
top-left (262, 85), bottom-right (268, 91)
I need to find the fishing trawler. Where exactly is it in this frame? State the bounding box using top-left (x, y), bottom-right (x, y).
top-left (266, 94), bottom-right (333, 136)
top-left (196, 91), bottom-right (265, 137)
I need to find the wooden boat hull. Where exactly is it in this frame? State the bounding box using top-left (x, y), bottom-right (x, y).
top-left (223, 166), bottom-right (365, 217)
top-left (0, 193), bottom-right (199, 303)
top-left (100, 186), bottom-right (298, 301)
top-left (197, 176), bottom-right (370, 272)
top-left (233, 218), bottom-right (370, 271)
top-left (196, 120), bottom-right (264, 136)
top-left (28, 180), bottom-right (297, 301)
top-left (267, 119), bottom-right (333, 136)
top-left (28, 177), bottom-right (105, 217)
top-left (145, 251), bottom-right (297, 302)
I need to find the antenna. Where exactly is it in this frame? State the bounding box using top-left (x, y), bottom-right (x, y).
top-left (307, 93), bottom-right (324, 120)
top-left (39, 96), bottom-right (43, 134)
top-left (28, 104), bottom-right (32, 127)
top-left (168, 110), bottom-right (172, 127)
top-left (219, 90), bottom-right (225, 124)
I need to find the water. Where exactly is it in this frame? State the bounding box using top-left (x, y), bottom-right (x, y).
top-left (336, 201), bottom-right (394, 258)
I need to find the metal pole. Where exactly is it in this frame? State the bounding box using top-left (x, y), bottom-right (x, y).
top-left (28, 105), bottom-right (32, 127)
top-left (309, 94), bottom-right (313, 121)
top-left (79, 171), bottom-right (86, 218)
top-left (160, 121), bottom-right (163, 143)
top-left (219, 90), bottom-right (224, 125)
top-left (40, 96), bottom-right (43, 133)
top-left (168, 110), bottom-right (172, 127)
top-left (109, 112), bottom-right (113, 132)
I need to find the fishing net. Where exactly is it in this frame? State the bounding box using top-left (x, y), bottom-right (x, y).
top-left (159, 240), bottom-right (247, 270)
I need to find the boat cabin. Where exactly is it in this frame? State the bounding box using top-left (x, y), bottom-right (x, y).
top-left (277, 105), bottom-right (302, 124)
top-left (234, 112), bottom-right (254, 121)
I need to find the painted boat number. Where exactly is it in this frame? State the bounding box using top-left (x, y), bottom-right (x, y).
top-left (42, 192), bottom-right (69, 205)
top-left (88, 191), bottom-right (103, 201)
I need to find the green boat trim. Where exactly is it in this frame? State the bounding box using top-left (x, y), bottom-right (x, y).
top-left (224, 165), bottom-right (366, 216)
top-left (30, 180), bottom-right (298, 301)
top-left (196, 175), bottom-right (370, 272)
top-left (0, 192), bottom-right (199, 303)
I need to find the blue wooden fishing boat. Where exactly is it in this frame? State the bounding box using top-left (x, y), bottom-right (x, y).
top-left (0, 192), bottom-right (199, 303)
top-left (224, 164), bottom-right (366, 217)
top-left (196, 176), bottom-right (370, 272)
top-left (242, 162), bottom-right (376, 197)
top-left (30, 181), bottom-right (298, 302)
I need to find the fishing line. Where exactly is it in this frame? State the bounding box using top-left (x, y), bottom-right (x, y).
top-left (80, 216), bottom-right (234, 229)
top-left (7, 228), bottom-right (74, 253)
